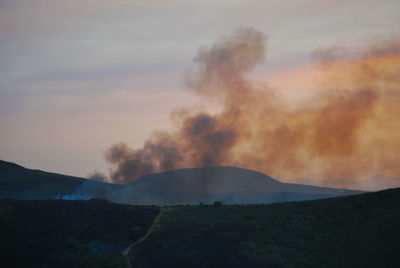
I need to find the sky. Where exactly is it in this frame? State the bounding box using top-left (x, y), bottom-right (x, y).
top-left (0, 0), bottom-right (399, 184)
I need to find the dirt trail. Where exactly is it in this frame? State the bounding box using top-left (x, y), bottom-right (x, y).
top-left (123, 208), bottom-right (168, 268)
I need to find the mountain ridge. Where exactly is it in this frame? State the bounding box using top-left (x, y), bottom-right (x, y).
top-left (0, 159), bottom-right (363, 205)
top-left (0, 159), bottom-right (88, 199)
top-left (112, 166), bottom-right (362, 205)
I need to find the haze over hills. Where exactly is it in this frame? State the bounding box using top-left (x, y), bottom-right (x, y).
top-left (360, 175), bottom-right (400, 191)
top-left (286, 175), bottom-right (400, 192)
top-left (112, 167), bottom-right (361, 205)
top-left (0, 159), bottom-right (362, 205)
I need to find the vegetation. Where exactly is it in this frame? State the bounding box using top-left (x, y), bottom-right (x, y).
top-left (1, 162), bottom-right (399, 268)
top-left (213, 200), bottom-right (224, 207)
top-left (0, 199), bottom-right (159, 267)
top-left (130, 188), bottom-right (400, 267)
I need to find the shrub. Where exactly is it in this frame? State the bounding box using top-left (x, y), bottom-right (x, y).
top-left (90, 198), bottom-right (109, 203)
top-left (213, 201), bottom-right (223, 207)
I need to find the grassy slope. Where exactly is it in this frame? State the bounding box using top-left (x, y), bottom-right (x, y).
top-left (130, 188), bottom-right (400, 268)
top-left (0, 160), bottom-right (86, 199)
top-left (0, 199), bottom-right (160, 268)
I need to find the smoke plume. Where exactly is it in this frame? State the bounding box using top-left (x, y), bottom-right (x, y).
top-left (96, 27), bottom-right (400, 187)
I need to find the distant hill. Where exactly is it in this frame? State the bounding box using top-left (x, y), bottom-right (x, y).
top-left (109, 166), bottom-right (362, 205)
top-left (130, 188), bottom-right (400, 267)
top-left (287, 175), bottom-right (400, 191)
top-left (359, 175), bottom-right (400, 191)
top-left (0, 160), bottom-right (362, 204)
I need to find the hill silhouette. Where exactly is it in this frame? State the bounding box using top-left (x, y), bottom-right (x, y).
top-left (110, 166), bottom-right (361, 205)
top-left (0, 160), bottom-right (362, 204)
top-left (0, 160), bottom-right (86, 199)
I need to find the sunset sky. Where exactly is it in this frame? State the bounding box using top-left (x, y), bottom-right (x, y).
top-left (1, 0), bottom-right (399, 184)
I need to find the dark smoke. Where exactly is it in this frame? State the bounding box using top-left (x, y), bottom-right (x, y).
top-left (97, 27), bottom-right (400, 187)
top-left (101, 27), bottom-right (266, 183)
top-left (88, 171), bottom-right (109, 182)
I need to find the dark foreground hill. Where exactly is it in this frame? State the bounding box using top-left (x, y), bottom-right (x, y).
top-left (130, 188), bottom-right (400, 268)
top-left (1, 189), bottom-right (399, 267)
top-left (0, 199), bottom-right (159, 268)
top-left (110, 167), bottom-right (361, 205)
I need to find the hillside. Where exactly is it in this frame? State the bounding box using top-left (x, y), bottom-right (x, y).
top-left (1, 189), bottom-right (399, 267)
top-left (129, 188), bottom-right (400, 267)
top-left (0, 159), bottom-right (87, 199)
top-left (0, 160), bottom-right (117, 200)
top-left (1, 160), bottom-right (362, 204)
top-left (110, 167), bottom-right (361, 205)
top-left (0, 199), bottom-right (159, 268)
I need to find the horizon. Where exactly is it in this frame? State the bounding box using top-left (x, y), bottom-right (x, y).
top-left (1, 158), bottom-right (398, 192)
top-left (1, 0), bottom-right (399, 190)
